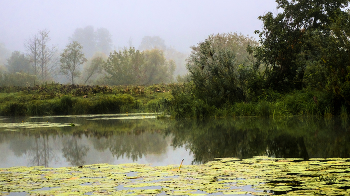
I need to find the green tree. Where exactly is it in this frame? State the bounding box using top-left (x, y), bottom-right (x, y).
top-left (104, 47), bottom-right (144, 85)
top-left (255, 0), bottom-right (349, 92)
top-left (6, 51), bottom-right (32, 73)
top-left (81, 52), bottom-right (106, 84)
top-left (60, 41), bottom-right (87, 84)
top-left (143, 49), bottom-right (175, 85)
top-left (138, 36), bottom-right (166, 51)
top-left (187, 33), bottom-right (258, 107)
top-left (103, 47), bottom-right (175, 85)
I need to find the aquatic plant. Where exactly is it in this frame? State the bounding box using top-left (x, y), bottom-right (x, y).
top-left (2, 157), bottom-right (350, 195)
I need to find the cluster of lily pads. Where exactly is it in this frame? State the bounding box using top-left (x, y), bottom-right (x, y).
top-left (1, 156), bottom-right (350, 195)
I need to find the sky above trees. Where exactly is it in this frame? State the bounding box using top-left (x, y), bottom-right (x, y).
top-left (0, 0), bottom-right (277, 52)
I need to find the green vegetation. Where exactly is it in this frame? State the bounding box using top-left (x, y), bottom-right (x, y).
top-left (1, 1), bottom-right (350, 118)
top-left (0, 84), bottom-right (172, 116)
top-left (2, 157), bottom-right (350, 195)
top-left (170, 1), bottom-right (350, 118)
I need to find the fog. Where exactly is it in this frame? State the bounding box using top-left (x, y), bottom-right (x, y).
top-left (0, 0), bottom-right (277, 52)
top-left (0, 0), bottom-right (279, 84)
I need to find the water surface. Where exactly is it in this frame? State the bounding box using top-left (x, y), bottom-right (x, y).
top-left (0, 114), bottom-right (349, 168)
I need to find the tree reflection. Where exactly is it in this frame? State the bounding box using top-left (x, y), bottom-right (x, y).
top-left (7, 131), bottom-right (58, 167)
top-left (62, 135), bottom-right (89, 166)
top-left (168, 117), bottom-right (350, 164)
top-left (88, 130), bottom-right (167, 161)
top-left (28, 134), bottom-right (57, 167)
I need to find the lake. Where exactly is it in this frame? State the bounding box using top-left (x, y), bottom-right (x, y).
top-left (1, 114), bottom-right (349, 168)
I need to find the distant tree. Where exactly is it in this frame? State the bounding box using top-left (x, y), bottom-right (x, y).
top-left (60, 41), bottom-right (87, 84)
top-left (70, 26), bottom-right (96, 58)
top-left (6, 51), bottom-right (32, 73)
top-left (70, 26), bottom-right (113, 58)
top-left (95, 28), bottom-right (112, 55)
top-left (164, 46), bottom-right (188, 76)
top-left (139, 36), bottom-right (188, 77)
top-left (25, 34), bottom-right (40, 76)
top-left (104, 47), bottom-right (144, 85)
top-left (81, 52), bottom-right (106, 84)
top-left (25, 30), bottom-right (57, 81)
top-left (143, 49), bottom-right (175, 85)
top-left (139, 36), bottom-right (166, 51)
top-left (103, 47), bottom-right (175, 85)
top-left (0, 43), bottom-right (10, 67)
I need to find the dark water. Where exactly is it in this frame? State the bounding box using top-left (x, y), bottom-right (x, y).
top-left (0, 114), bottom-right (349, 168)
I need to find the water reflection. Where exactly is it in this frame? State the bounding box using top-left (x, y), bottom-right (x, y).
top-left (0, 115), bottom-right (349, 168)
top-left (168, 117), bottom-right (350, 164)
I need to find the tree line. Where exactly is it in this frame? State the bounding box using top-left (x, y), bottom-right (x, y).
top-left (0, 27), bottom-right (187, 86)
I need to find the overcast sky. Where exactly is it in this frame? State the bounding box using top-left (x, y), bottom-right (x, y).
top-left (0, 0), bottom-right (278, 53)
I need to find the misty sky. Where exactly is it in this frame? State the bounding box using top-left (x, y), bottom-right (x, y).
top-left (0, 0), bottom-right (278, 53)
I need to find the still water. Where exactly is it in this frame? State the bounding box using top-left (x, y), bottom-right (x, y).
top-left (0, 114), bottom-right (349, 168)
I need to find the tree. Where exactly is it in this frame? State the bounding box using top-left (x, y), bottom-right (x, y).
top-left (95, 28), bottom-right (112, 55)
top-left (139, 36), bottom-right (188, 78)
top-left (60, 41), bottom-right (87, 84)
top-left (187, 33), bottom-right (258, 107)
top-left (38, 30), bottom-right (57, 81)
top-left (81, 52), bottom-right (106, 84)
top-left (6, 51), bottom-right (32, 73)
top-left (103, 47), bottom-right (175, 85)
top-left (70, 26), bottom-right (96, 59)
top-left (139, 36), bottom-right (166, 51)
top-left (25, 34), bottom-right (40, 76)
top-left (25, 30), bottom-right (57, 81)
top-left (143, 49), bottom-right (175, 85)
top-left (70, 26), bottom-right (113, 58)
top-left (104, 47), bottom-right (144, 85)
top-left (255, 0), bottom-right (350, 92)
top-left (0, 43), bottom-right (10, 68)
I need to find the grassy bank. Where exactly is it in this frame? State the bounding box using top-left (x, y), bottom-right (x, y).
top-left (170, 83), bottom-right (349, 119)
top-left (0, 83), bottom-right (348, 119)
top-left (0, 83), bottom-right (172, 116)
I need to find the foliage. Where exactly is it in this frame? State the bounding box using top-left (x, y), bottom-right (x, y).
top-left (104, 47), bottom-right (175, 85)
top-left (60, 41), bottom-right (87, 84)
top-left (255, 0), bottom-right (349, 94)
top-left (6, 51), bottom-right (32, 74)
top-left (139, 36), bottom-right (166, 51)
top-left (80, 52), bottom-right (106, 84)
top-left (186, 33), bottom-right (258, 107)
top-left (0, 84), bottom-right (173, 116)
top-left (139, 36), bottom-right (189, 77)
top-left (0, 72), bottom-right (36, 87)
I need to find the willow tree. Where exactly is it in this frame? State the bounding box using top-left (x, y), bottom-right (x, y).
top-left (187, 33), bottom-right (258, 107)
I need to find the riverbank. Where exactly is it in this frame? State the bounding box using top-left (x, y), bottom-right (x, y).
top-left (0, 83), bottom-right (348, 119)
top-left (0, 84), bottom-right (172, 116)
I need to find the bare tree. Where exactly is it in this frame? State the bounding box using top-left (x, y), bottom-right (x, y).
top-left (38, 30), bottom-right (56, 81)
top-left (25, 34), bottom-right (40, 76)
top-left (26, 30), bottom-right (57, 81)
